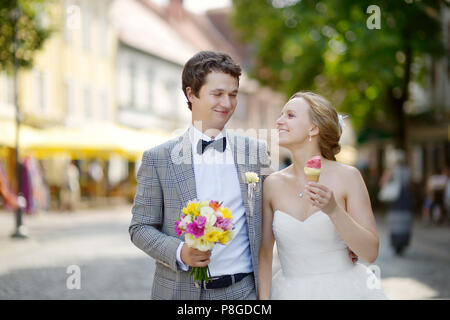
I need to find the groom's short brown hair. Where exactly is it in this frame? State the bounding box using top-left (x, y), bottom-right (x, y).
top-left (182, 51), bottom-right (242, 111)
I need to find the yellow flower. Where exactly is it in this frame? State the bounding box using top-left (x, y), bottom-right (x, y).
top-left (184, 202), bottom-right (200, 216)
top-left (205, 230), bottom-right (220, 243)
top-left (218, 230), bottom-right (231, 245)
top-left (220, 207), bottom-right (232, 219)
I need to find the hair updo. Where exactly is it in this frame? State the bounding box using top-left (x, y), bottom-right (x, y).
top-left (289, 91), bottom-right (342, 161)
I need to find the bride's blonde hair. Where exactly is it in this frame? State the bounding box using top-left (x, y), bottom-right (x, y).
top-left (289, 91), bottom-right (342, 161)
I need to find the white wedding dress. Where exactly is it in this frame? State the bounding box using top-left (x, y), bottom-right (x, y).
top-left (270, 210), bottom-right (388, 300)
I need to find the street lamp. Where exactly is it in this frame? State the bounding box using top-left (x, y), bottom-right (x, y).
top-left (11, 2), bottom-right (27, 239)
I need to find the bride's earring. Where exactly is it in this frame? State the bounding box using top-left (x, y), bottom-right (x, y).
top-left (309, 135), bottom-right (312, 142)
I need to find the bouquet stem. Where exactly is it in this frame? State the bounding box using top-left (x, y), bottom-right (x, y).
top-left (190, 266), bottom-right (211, 284)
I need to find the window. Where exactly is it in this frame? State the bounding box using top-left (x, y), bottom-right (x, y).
top-left (118, 59), bottom-right (130, 108)
top-left (136, 70), bottom-right (147, 111)
top-left (99, 14), bottom-right (108, 56)
top-left (82, 5), bottom-right (90, 50)
top-left (34, 70), bottom-right (49, 113)
top-left (65, 79), bottom-right (74, 117)
top-left (83, 86), bottom-right (92, 118)
top-left (100, 89), bottom-right (108, 120)
top-left (164, 80), bottom-right (178, 115)
top-left (147, 69), bottom-right (153, 110)
top-left (129, 62), bottom-right (136, 108)
top-left (1, 72), bottom-right (14, 105)
top-left (64, 0), bottom-right (80, 44)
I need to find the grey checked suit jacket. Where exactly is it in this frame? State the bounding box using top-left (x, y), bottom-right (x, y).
top-left (129, 129), bottom-right (271, 300)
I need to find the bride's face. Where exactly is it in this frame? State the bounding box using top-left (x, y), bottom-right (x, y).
top-left (276, 97), bottom-right (315, 147)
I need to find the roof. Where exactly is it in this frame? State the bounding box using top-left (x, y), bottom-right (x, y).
top-left (112, 0), bottom-right (197, 65)
top-left (112, 0), bottom-right (243, 65)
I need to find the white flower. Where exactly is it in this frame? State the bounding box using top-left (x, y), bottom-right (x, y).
top-left (200, 206), bottom-right (217, 227)
top-left (199, 200), bottom-right (209, 207)
top-left (245, 171), bottom-right (259, 184)
top-left (179, 215), bottom-right (192, 229)
top-left (185, 234), bottom-right (215, 252)
top-left (205, 226), bottom-right (220, 234)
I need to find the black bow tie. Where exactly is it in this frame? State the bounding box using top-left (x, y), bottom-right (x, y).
top-left (197, 137), bottom-right (227, 154)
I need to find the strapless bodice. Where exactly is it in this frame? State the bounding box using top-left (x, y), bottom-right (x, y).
top-left (272, 210), bottom-right (354, 277)
top-left (271, 209), bottom-right (387, 299)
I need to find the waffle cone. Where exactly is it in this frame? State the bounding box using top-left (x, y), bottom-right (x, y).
top-left (305, 174), bottom-right (320, 182)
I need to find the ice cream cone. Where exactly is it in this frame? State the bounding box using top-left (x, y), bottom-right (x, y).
top-left (305, 173), bottom-right (320, 182)
top-left (304, 156), bottom-right (321, 182)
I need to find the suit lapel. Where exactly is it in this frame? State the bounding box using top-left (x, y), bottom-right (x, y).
top-left (227, 132), bottom-right (255, 236)
top-left (167, 130), bottom-right (197, 208)
top-left (227, 132), bottom-right (247, 209)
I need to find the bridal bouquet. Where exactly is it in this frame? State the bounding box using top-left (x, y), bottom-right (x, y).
top-left (175, 200), bottom-right (234, 284)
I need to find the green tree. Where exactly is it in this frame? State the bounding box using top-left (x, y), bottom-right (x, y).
top-left (1, 0), bottom-right (54, 238)
top-left (0, 0), bottom-right (54, 73)
top-left (231, 0), bottom-right (447, 149)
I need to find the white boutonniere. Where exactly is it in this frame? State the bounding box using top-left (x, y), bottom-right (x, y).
top-left (245, 172), bottom-right (259, 216)
top-left (245, 172), bottom-right (260, 184)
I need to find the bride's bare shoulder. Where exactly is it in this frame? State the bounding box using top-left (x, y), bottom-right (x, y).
top-left (325, 160), bottom-right (362, 180)
top-left (263, 167), bottom-right (290, 189)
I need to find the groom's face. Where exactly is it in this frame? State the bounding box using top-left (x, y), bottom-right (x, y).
top-left (188, 71), bottom-right (238, 132)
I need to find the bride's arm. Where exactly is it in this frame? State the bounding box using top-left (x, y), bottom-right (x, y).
top-left (305, 166), bottom-right (379, 263)
top-left (258, 176), bottom-right (276, 300)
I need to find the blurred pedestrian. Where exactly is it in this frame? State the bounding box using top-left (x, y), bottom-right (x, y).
top-left (88, 160), bottom-right (104, 198)
top-left (379, 149), bottom-right (413, 256)
top-left (0, 161), bottom-right (18, 211)
top-left (422, 168), bottom-right (447, 224)
top-left (60, 161), bottom-right (80, 212)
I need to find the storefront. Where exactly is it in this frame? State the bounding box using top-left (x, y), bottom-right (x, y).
top-left (1, 121), bottom-right (172, 211)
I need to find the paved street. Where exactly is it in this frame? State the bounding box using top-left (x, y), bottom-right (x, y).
top-left (0, 204), bottom-right (154, 300)
top-left (0, 205), bottom-right (448, 300)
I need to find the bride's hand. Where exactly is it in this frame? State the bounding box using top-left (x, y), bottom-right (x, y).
top-left (304, 182), bottom-right (337, 215)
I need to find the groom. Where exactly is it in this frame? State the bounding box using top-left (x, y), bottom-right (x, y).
top-left (129, 51), bottom-right (271, 300)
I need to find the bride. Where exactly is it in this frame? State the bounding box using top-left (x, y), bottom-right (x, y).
top-left (258, 91), bottom-right (387, 300)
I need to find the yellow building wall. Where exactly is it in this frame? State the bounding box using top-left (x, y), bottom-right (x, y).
top-left (17, 0), bottom-right (117, 128)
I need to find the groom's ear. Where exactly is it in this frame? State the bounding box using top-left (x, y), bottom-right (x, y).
top-left (186, 87), bottom-right (196, 105)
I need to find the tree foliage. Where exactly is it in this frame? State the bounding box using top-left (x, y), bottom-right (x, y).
top-left (231, 0), bottom-right (447, 147)
top-left (0, 0), bottom-right (54, 73)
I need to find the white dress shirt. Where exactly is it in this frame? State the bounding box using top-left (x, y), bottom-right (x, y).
top-left (175, 125), bottom-right (253, 277)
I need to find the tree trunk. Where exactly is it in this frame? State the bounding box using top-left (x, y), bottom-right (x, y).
top-left (397, 44), bottom-right (412, 151)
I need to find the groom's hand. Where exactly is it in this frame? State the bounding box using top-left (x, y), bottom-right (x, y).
top-left (181, 244), bottom-right (212, 267)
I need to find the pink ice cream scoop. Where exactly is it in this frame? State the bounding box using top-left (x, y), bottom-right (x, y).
top-left (306, 156), bottom-right (321, 169)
